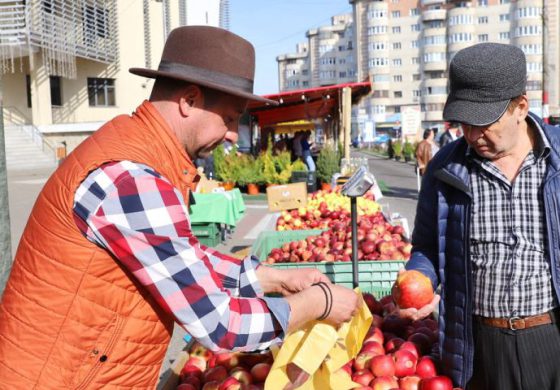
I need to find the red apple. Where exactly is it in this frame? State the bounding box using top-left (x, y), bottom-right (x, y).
top-left (218, 376), bottom-right (242, 390)
top-left (354, 350), bottom-right (379, 371)
top-left (371, 375), bottom-right (399, 390)
top-left (399, 341), bottom-right (420, 359)
top-left (393, 349), bottom-right (417, 377)
top-left (419, 376), bottom-right (454, 390)
top-left (352, 369), bottom-right (374, 386)
top-left (250, 363), bottom-right (271, 383)
top-left (229, 368), bottom-right (252, 385)
top-left (392, 270), bottom-right (434, 310)
top-left (363, 326), bottom-right (384, 345)
top-left (384, 337), bottom-right (405, 353)
top-left (203, 365), bottom-right (228, 383)
top-left (416, 356), bottom-right (437, 379)
top-left (181, 375), bottom-right (202, 389)
top-left (360, 341), bottom-right (385, 355)
top-left (213, 352), bottom-right (239, 370)
top-left (408, 332), bottom-right (433, 356)
top-left (370, 354), bottom-right (396, 377)
top-left (400, 375), bottom-right (422, 390)
top-left (202, 381), bottom-right (220, 390)
top-left (177, 384), bottom-right (197, 390)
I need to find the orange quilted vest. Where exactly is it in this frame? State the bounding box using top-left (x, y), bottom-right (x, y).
top-left (0, 101), bottom-right (199, 389)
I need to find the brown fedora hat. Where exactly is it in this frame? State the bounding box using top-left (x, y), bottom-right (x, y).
top-left (130, 26), bottom-right (278, 105)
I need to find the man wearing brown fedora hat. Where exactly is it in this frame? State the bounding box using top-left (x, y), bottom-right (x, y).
top-left (393, 42), bottom-right (560, 389)
top-left (0, 26), bottom-right (359, 388)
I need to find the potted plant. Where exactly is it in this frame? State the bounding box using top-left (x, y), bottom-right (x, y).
top-left (316, 145), bottom-right (340, 190)
top-left (403, 141), bottom-right (414, 162)
top-left (393, 140), bottom-right (403, 161)
top-left (214, 144), bottom-right (237, 189)
top-left (235, 154), bottom-right (261, 195)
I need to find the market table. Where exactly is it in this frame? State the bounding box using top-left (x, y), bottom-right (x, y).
top-left (189, 188), bottom-right (245, 227)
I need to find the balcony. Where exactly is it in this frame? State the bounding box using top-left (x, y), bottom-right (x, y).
top-left (422, 9), bottom-right (447, 22)
top-left (422, 61), bottom-right (447, 72)
top-left (421, 0), bottom-right (447, 6)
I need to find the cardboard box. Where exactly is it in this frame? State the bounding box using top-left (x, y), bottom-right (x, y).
top-left (266, 182), bottom-right (307, 212)
top-left (196, 175), bottom-right (221, 193)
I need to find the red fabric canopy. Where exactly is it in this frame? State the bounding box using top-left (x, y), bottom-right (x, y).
top-left (248, 81), bottom-right (371, 127)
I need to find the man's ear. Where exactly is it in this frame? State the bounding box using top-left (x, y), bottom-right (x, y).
top-left (178, 85), bottom-right (203, 117)
top-left (517, 94), bottom-right (530, 120)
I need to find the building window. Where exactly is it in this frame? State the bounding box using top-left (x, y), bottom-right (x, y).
top-left (394, 106), bottom-right (401, 113)
top-left (26, 75), bottom-right (32, 108)
top-left (84, 5), bottom-right (109, 39)
top-left (50, 76), bottom-right (62, 106)
top-left (515, 25), bottom-right (542, 37)
top-left (392, 10), bottom-right (401, 17)
top-left (412, 57), bottom-right (420, 64)
top-left (478, 0), bottom-right (488, 6)
top-left (410, 8), bottom-right (420, 16)
top-left (367, 26), bottom-right (388, 35)
top-left (478, 34), bottom-right (489, 42)
top-left (527, 62), bottom-right (543, 73)
top-left (499, 32), bottom-right (510, 40)
top-left (374, 74), bottom-right (391, 82)
top-left (369, 58), bottom-right (389, 67)
top-left (394, 91), bottom-right (403, 98)
top-left (87, 78), bottom-right (115, 107)
top-left (500, 14), bottom-right (510, 21)
top-left (411, 23), bottom-right (421, 31)
top-left (478, 16), bottom-right (488, 24)
top-left (393, 42), bottom-right (401, 49)
top-left (500, 0), bottom-right (510, 3)
top-left (392, 26), bottom-right (401, 33)
top-left (413, 90), bottom-right (421, 97)
top-left (411, 40), bottom-right (419, 48)
top-left (393, 58), bottom-right (402, 66)
top-left (393, 75), bottom-right (403, 82)
top-left (412, 74), bottom-right (421, 81)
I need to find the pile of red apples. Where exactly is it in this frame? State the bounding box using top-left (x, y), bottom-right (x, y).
top-left (265, 213), bottom-right (411, 264)
top-left (176, 345), bottom-right (272, 390)
top-left (345, 293), bottom-right (461, 390)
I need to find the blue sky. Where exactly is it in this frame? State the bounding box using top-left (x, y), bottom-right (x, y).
top-left (229, 0), bottom-right (352, 95)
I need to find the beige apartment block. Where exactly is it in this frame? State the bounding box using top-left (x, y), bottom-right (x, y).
top-left (277, 13), bottom-right (356, 92)
top-left (279, 0), bottom-right (559, 136)
top-left (0, 0), bottom-right (227, 154)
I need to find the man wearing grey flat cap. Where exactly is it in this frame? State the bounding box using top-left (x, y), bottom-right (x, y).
top-left (392, 42), bottom-right (560, 389)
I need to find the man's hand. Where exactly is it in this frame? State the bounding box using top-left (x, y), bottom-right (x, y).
top-left (394, 294), bottom-right (440, 322)
top-left (257, 266), bottom-right (330, 296)
top-left (391, 269), bottom-right (440, 321)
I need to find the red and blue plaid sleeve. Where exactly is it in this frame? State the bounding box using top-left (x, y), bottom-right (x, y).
top-left (73, 161), bottom-right (290, 352)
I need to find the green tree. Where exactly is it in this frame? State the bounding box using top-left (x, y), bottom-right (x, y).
top-left (316, 145), bottom-right (340, 184)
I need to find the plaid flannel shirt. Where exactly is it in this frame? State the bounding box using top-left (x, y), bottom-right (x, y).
top-left (468, 117), bottom-right (558, 318)
top-left (73, 160), bottom-right (290, 352)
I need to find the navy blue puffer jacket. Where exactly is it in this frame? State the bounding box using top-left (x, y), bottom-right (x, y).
top-left (405, 113), bottom-right (560, 388)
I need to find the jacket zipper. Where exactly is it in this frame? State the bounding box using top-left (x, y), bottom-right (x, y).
top-left (462, 202), bottom-right (473, 389)
top-left (75, 315), bottom-right (125, 390)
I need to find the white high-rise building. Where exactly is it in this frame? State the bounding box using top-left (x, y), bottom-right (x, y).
top-left (278, 0), bottom-right (560, 132)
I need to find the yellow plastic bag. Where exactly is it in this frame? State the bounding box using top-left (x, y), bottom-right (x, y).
top-left (265, 289), bottom-right (372, 390)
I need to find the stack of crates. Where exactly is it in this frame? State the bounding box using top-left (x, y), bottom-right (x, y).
top-left (191, 222), bottom-right (221, 247)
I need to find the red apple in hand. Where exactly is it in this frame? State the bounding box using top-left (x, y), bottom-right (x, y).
top-left (419, 376), bottom-right (454, 390)
top-left (393, 270), bottom-right (434, 310)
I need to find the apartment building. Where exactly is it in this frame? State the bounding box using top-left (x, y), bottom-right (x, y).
top-left (0, 0), bottom-right (228, 151)
top-left (277, 14), bottom-right (356, 91)
top-left (278, 0), bottom-right (559, 134)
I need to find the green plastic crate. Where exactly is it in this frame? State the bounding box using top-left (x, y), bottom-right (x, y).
top-left (198, 233), bottom-right (221, 247)
top-left (191, 222), bottom-right (220, 237)
top-left (251, 229), bottom-right (326, 261)
top-left (269, 260), bottom-right (405, 298)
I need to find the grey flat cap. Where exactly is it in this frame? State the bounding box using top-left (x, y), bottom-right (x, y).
top-left (443, 43), bottom-right (527, 126)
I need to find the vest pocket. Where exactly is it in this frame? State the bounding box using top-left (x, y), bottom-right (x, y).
top-left (73, 313), bottom-right (125, 389)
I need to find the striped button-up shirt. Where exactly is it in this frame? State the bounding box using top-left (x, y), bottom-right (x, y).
top-left (468, 117), bottom-right (558, 318)
top-left (73, 160), bottom-right (290, 352)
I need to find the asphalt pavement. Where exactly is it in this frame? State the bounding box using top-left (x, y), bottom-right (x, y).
top-left (5, 151), bottom-right (421, 384)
